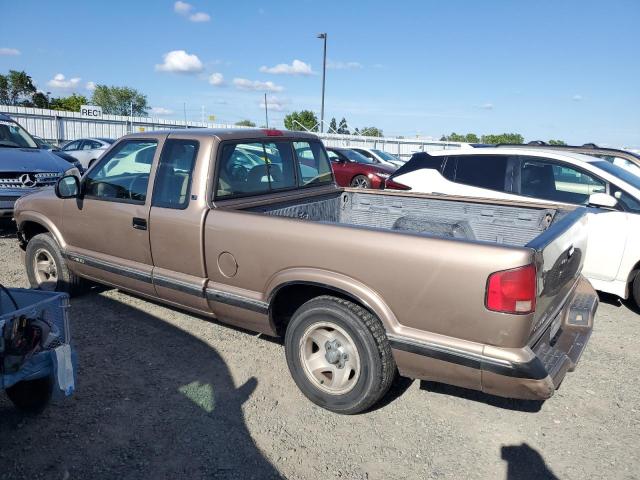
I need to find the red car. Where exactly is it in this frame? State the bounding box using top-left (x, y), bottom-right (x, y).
top-left (326, 147), bottom-right (408, 189)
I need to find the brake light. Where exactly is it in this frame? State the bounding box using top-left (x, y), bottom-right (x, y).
top-left (263, 129), bottom-right (283, 136)
top-left (486, 264), bottom-right (536, 314)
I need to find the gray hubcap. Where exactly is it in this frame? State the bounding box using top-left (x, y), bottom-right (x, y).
top-left (33, 248), bottom-right (58, 290)
top-left (351, 176), bottom-right (368, 188)
top-left (299, 322), bottom-right (361, 395)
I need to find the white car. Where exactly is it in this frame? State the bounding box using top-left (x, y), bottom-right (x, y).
top-left (350, 147), bottom-right (404, 168)
top-left (391, 147), bottom-right (640, 308)
top-left (60, 137), bottom-right (114, 169)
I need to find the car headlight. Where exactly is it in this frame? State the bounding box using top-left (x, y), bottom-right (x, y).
top-left (373, 173), bottom-right (390, 179)
top-left (63, 167), bottom-right (81, 178)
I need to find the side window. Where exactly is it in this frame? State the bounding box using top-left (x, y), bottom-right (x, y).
top-left (610, 186), bottom-right (640, 214)
top-left (293, 141), bottom-right (333, 186)
top-left (84, 140), bottom-right (157, 203)
top-left (63, 140), bottom-right (81, 151)
top-left (152, 139), bottom-right (199, 209)
top-left (454, 155), bottom-right (508, 191)
top-left (327, 150), bottom-right (340, 162)
top-left (519, 158), bottom-right (605, 204)
top-left (215, 141), bottom-right (297, 199)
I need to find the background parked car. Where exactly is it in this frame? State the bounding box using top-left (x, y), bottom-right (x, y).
top-left (33, 136), bottom-right (84, 172)
top-left (391, 147), bottom-right (640, 308)
top-left (60, 137), bottom-right (114, 169)
top-left (350, 147), bottom-right (405, 167)
top-left (326, 146), bottom-right (406, 189)
top-left (0, 113), bottom-right (80, 218)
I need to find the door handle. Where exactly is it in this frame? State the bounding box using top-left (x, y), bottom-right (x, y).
top-left (132, 217), bottom-right (147, 230)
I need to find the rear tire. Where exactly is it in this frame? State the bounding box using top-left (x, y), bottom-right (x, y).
top-left (631, 271), bottom-right (640, 309)
top-left (350, 175), bottom-right (371, 189)
top-left (6, 376), bottom-right (53, 414)
top-left (284, 295), bottom-right (395, 414)
top-left (25, 233), bottom-right (85, 295)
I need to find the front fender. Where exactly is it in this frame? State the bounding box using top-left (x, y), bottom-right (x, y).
top-left (16, 210), bottom-right (66, 249)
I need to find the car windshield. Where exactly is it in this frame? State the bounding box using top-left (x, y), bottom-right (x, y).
top-left (97, 138), bottom-right (115, 144)
top-left (592, 160), bottom-right (640, 191)
top-left (372, 149), bottom-right (400, 162)
top-left (339, 149), bottom-right (375, 164)
top-left (0, 119), bottom-right (38, 148)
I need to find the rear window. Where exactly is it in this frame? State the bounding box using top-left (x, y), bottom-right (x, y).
top-left (215, 140), bottom-right (332, 199)
top-left (454, 155), bottom-right (508, 191)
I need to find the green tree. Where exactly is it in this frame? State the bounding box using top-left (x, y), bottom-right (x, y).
top-left (50, 93), bottom-right (88, 112)
top-left (91, 85), bottom-right (148, 116)
top-left (440, 132), bottom-right (468, 142)
top-left (353, 127), bottom-right (360, 135)
top-left (548, 139), bottom-right (567, 145)
top-left (328, 117), bottom-right (338, 133)
top-left (465, 133), bottom-right (480, 143)
top-left (31, 92), bottom-right (50, 108)
top-left (235, 119), bottom-right (256, 127)
top-left (283, 110), bottom-right (318, 132)
top-left (480, 133), bottom-right (524, 144)
top-left (360, 126), bottom-right (384, 137)
top-left (337, 118), bottom-right (350, 135)
top-left (0, 70), bottom-right (37, 105)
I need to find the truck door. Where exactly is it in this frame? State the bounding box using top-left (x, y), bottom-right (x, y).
top-left (61, 136), bottom-right (166, 296)
top-left (148, 137), bottom-right (212, 313)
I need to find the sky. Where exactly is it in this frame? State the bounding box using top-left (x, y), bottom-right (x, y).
top-left (1, 0), bottom-right (639, 146)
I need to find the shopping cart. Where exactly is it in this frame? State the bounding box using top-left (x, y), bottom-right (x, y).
top-left (0, 286), bottom-right (75, 413)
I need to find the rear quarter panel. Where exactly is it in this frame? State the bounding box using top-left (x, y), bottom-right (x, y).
top-left (204, 209), bottom-right (536, 348)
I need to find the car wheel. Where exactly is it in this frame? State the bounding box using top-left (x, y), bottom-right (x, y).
top-left (25, 233), bottom-right (85, 294)
top-left (350, 175), bottom-right (371, 189)
top-left (285, 295), bottom-right (396, 414)
top-left (6, 376), bottom-right (53, 413)
top-left (631, 271), bottom-right (640, 309)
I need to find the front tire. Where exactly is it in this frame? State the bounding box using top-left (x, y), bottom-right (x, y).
top-left (285, 295), bottom-right (395, 414)
top-left (350, 175), bottom-right (371, 189)
top-left (631, 271), bottom-right (640, 310)
top-left (25, 233), bottom-right (85, 295)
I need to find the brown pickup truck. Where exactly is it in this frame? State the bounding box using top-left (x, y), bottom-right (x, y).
top-left (13, 129), bottom-right (597, 414)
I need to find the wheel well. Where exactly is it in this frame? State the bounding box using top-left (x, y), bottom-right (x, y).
top-left (19, 221), bottom-right (49, 248)
top-left (269, 283), bottom-right (369, 336)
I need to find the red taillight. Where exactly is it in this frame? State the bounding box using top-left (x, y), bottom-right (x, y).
top-left (486, 264), bottom-right (537, 314)
top-left (263, 129), bottom-right (283, 136)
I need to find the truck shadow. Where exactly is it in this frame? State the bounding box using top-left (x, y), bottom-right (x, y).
top-left (0, 293), bottom-right (282, 479)
top-left (419, 381), bottom-right (544, 413)
top-left (0, 219), bottom-right (17, 239)
top-left (501, 443), bottom-right (559, 479)
top-left (597, 291), bottom-right (640, 315)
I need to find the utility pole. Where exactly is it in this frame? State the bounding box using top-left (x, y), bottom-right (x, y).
top-left (264, 93), bottom-right (269, 128)
top-left (317, 32), bottom-right (327, 133)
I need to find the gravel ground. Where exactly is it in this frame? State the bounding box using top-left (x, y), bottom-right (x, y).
top-left (0, 220), bottom-right (638, 480)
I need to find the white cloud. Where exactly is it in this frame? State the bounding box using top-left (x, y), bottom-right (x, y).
top-left (208, 72), bottom-right (224, 86)
top-left (260, 95), bottom-right (287, 112)
top-left (174, 1), bottom-right (210, 22)
top-left (151, 107), bottom-right (174, 115)
top-left (189, 12), bottom-right (210, 22)
top-left (0, 48), bottom-right (20, 56)
top-left (174, 1), bottom-right (192, 14)
top-left (259, 59), bottom-right (313, 76)
top-left (480, 103), bottom-right (494, 110)
top-left (47, 73), bottom-right (82, 90)
top-left (155, 50), bottom-right (203, 73)
top-left (327, 61), bottom-right (363, 70)
top-left (572, 94), bottom-right (583, 102)
top-left (85, 81), bottom-right (96, 91)
top-left (233, 78), bottom-right (284, 92)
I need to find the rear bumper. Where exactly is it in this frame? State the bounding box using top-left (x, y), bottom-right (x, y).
top-left (390, 276), bottom-right (597, 400)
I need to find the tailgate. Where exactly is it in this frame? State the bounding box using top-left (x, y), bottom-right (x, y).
top-left (526, 208), bottom-right (589, 341)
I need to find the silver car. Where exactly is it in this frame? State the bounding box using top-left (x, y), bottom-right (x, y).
top-left (60, 137), bottom-right (114, 169)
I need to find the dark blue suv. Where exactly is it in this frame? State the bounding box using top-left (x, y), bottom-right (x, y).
top-left (0, 113), bottom-right (81, 218)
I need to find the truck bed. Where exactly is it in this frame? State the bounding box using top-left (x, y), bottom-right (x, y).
top-left (248, 190), bottom-right (565, 247)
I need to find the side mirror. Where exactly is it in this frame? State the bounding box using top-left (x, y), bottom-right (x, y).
top-left (55, 175), bottom-right (80, 199)
top-left (588, 192), bottom-right (618, 209)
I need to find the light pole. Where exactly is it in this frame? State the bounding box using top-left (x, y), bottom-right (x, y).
top-left (264, 93), bottom-right (269, 128)
top-left (317, 32), bottom-right (327, 133)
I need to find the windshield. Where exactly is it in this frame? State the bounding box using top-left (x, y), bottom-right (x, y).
top-left (372, 149), bottom-right (400, 162)
top-left (592, 160), bottom-right (640, 191)
top-left (339, 149), bottom-right (375, 164)
top-left (0, 119), bottom-right (38, 148)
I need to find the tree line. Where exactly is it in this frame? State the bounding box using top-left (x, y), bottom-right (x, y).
top-left (440, 132), bottom-right (566, 145)
top-left (0, 69), bottom-right (149, 116)
top-left (283, 110), bottom-right (384, 137)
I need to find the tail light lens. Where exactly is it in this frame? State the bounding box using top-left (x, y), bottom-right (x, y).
top-left (486, 264), bottom-right (537, 314)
